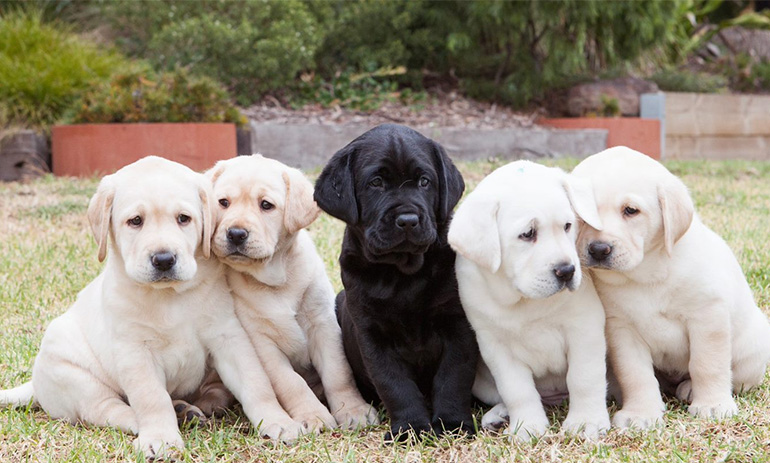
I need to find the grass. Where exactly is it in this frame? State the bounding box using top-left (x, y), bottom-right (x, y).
top-left (2, 159), bottom-right (770, 462)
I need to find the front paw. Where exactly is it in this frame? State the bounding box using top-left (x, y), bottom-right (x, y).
top-left (384, 420), bottom-right (432, 443)
top-left (294, 407), bottom-right (338, 434)
top-left (481, 403), bottom-right (509, 432)
top-left (332, 401), bottom-right (380, 429)
top-left (134, 430), bottom-right (183, 460)
top-left (562, 413), bottom-right (611, 440)
top-left (432, 414), bottom-right (476, 437)
top-left (688, 398), bottom-right (738, 419)
top-left (256, 417), bottom-right (306, 443)
top-left (503, 416), bottom-right (549, 442)
top-left (612, 408), bottom-right (663, 430)
top-left (172, 400), bottom-right (207, 426)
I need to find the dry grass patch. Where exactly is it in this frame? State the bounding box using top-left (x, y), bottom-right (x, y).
top-left (1, 159), bottom-right (769, 462)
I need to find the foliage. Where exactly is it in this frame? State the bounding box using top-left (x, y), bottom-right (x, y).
top-left (69, 68), bottom-right (245, 125)
top-left (0, 9), bottom-right (133, 129)
top-left (101, 0), bottom-right (323, 105)
top-left (650, 68), bottom-right (728, 93)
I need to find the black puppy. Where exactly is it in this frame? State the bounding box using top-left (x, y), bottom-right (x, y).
top-left (314, 124), bottom-right (479, 440)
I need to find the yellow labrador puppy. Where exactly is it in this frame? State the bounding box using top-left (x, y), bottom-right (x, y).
top-left (206, 154), bottom-right (378, 432)
top-left (448, 161), bottom-right (609, 441)
top-left (0, 156), bottom-right (303, 459)
top-left (573, 146), bottom-right (770, 429)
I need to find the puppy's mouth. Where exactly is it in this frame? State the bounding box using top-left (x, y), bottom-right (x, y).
top-left (365, 229), bottom-right (437, 256)
top-left (221, 250), bottom-right (270, 264)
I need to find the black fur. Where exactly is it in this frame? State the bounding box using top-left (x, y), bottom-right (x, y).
top-left (315, 124), bottom-right (478, 440)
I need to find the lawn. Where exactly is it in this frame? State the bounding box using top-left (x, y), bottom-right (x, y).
top-left (1, 158), bottom-right (769, 462)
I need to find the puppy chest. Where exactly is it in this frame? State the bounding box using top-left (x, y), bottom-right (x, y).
top-left (502, 327), bottom-right (569, 378)
top-left (147, 334), bottom-right (208, 396)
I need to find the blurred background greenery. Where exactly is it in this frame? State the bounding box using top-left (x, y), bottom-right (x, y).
top-left (1, 0), bottom-right (769, 131)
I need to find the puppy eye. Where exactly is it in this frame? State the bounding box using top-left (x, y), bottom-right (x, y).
top-left (177, 214), bottom-right (191, 225)
top-left (127, 216), bottom-right (143, 227)
top-left (519, 228), bottom-right (536, 241)
top-left (624, 206), bottom-right (640, 217)
top-left (261, 200), bottom-right (274, 211)
top-left (564, 223), bottom-right (572, 232)
top-left (218, 198), bottom-right (230, 209)
top-left (419, 176), bottom-right (430, 188)
top-left (368, 177), bottom-right (383, 188)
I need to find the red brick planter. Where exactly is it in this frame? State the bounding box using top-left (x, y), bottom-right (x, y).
top-left (51, 123), bottom-right (237, 177)
top-left (539, 117), bottom-right (661, 160)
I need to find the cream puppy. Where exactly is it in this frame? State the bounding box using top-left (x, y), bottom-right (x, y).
top-left (206, 155), bottom-right (378, 432)
top-left (573, 146), bottom-right (770, 429)
top-left (0, 157), bottom-right (304, 459)
top-left (448, 160), bottom-right (609, 441)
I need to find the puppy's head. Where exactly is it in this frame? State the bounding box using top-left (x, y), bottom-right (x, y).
top-left (314, 124), bottom-right (464, 274)
top-left (448, 161), bottom-right (602, 299)
top-left (87, 156), bottom-right (214, 288)
top-left (205, 155), bottom-right (319, 272)
top-left (572, 146), bottom-right (694, 272)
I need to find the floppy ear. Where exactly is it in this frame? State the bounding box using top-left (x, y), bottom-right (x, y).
top-left (283, 168), bottom-right (320, 234)
top-left (198, 179), bottom-right (215, 259)
top-left (447, 193), bottom-right (501, 273)
top-left (562, 173), bottom-right (603, 231)
top-left (314, 144), bottom-right (358, 224)
top-left (431, 142), bottom-right (465, 223)
top-left (657, 175), bottom-right (694, 256)
top-left (204, 161), bottom-right (225, 185)
top-left (87, 176), bottom-right (115, 263)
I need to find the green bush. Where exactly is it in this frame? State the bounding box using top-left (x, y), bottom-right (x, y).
top-left (102, 0), bottom-right (322, 105)
top-left (69, 68), bottom-right (244, 126)
top-left (650, 68), bottom-right (728, 93)
top-left (0, 9), bottom-right (133, 129)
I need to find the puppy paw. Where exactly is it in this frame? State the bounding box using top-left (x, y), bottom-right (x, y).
top-left (675, 379), bottom-right (693, 403)
top-left (257, 418), bottom-right (306, 443)
top-left (294, 408), bottom-right (338, 434)
top-left (562, 413), bottom-right (610, 440)
top-left (432, 415), bottom-right (476, 437)
top-left (688, 398), bottom-right (738, 419)
top-left (134, 431), bottom-right (183, 460)
top-left (384, 421), bottom-right (432, 443)
top-left (503, 417), bottom-right (549, 442)
top-left (611, 409), bottom-right (663, 430)
top-left (332, 401), bottom-right (380, 429)
top-left (172, 400), bottom-right (207, 426)
top-left (481, 403), bottom-right (510, 433)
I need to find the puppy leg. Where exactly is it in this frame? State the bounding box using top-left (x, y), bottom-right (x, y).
top-left (300, 279), bottom-right (378, 429)
top-left (686, 309), bottom-right (737, 419)
top-left (562, 315), bottom-right (610, 439)
top-left (189, 370), bottom-right (235, 417)
top-left (430, 316), bottom-right (479, 436)
top-left (607, 320), bottom-right (665, 429)
top-left (205, 321), bottom-right (305, 442)
top-left (476, 334), bottom-right (549, 442)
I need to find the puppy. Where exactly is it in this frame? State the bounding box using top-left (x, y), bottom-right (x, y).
top-left (573, 146), bottom-right (770, 429)
top-left (0, 157), bottom-right (304, 459)
top-left (314, 124), bottom-right (479, 440)
top-left (206, 154), bottom-right (378, 432)
top-left (448, 161), bottom-right (610, 441)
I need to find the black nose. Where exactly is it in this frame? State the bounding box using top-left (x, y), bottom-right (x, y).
top-left (227, 227), bottom-right (249, 246)
top-left (553, 263), bottom-right (575, 283)
top-left (151, 252), bottom-right (176, 272)
top-left (395, 213), bottom-right (419, 230)
top-left (588, 242), bottom-right (612, 261)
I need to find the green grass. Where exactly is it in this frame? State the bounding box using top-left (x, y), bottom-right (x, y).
top-left (2, 160), bottom-right (770, 462)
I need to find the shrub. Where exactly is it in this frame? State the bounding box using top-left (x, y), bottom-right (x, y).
top-left (650, 68), bottom-right (728, 93)
top-left (69, 68), bottom-right (244, 126)
top-left (0, 9), bottom-right (133, 129)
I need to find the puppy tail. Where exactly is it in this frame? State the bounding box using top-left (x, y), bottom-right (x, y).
top-left (0, 381), bottom-right (37, 408)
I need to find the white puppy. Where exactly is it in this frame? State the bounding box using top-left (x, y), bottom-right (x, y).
top-left (573, 146), bottom-right (770, 429)
top-left (0, 156), bottom-right (304, 459)
top-left (206, 155), bottom-right (378, 432)
top-left (448, 160), bottom-right (610, 441)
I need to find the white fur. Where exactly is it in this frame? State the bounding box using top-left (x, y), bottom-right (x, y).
top-left (0, 157), bottom-right (304, 459)
top-left (573, 146), bottom-right (770, 429)
top-left (206, 155), bottom-right (378, 432)
top-left (448, 161), bottom-right (610, 441)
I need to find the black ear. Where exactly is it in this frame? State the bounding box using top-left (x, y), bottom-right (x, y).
top-left (431, 141), bottom-right (465, 223)
top-left (314, 143), bottom-right (359, 224)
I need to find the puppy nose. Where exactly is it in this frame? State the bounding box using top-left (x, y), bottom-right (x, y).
top-left (151, 252), bottom-right (176, 272)
top-left (227, 227), bottom-right (249, 246)
top-left (588, 242), bottom-right (612, 261)
top-left (395, 213), bottom-right (419, 230)
top-left (553, 263), bottom-right (575, 282)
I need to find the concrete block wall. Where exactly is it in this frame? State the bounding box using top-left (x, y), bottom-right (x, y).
top-left (664, 92), bottom-right (770, 160)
